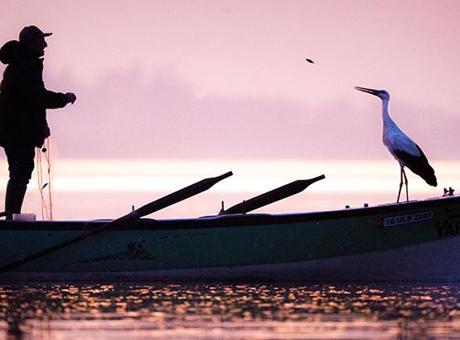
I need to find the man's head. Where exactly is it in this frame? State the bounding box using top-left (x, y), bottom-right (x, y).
top-left (19, 26), bottom-right (52, 57)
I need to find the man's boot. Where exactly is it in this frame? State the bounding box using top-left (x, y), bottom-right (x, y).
top-left (5, 181), bottom-right (27, 220)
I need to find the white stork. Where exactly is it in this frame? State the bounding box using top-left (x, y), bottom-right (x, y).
top-left (354, 86), bottom-right (437, 202)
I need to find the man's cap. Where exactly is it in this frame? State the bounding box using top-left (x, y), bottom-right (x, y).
top-left (19, 26), bottom-right (52, 43)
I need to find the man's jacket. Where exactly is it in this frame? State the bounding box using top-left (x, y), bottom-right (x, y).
top-left (0, 40), bottom-right (68, 147)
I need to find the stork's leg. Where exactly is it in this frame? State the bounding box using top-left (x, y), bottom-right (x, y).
top-left (402, 168), bottom-right (409, 202)
top-left (397, 167), bottom-right (403, 203)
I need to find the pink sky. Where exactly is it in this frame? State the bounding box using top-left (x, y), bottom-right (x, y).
top-left (0, 0), bottom-right (459, 160)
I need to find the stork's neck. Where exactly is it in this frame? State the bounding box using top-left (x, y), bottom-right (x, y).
top-left (381, 98), bottom-right (393, 126)
top-left (381, 97), bottom-right (397, 147)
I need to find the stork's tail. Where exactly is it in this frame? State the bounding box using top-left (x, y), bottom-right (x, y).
top-left (414, 159), bottom-right (437, 187)
top-left (424, 171), bottom-right (437, 187)
top-left (412, 159), bottom-right (437, 187)
top-left (394, 145), bottom-right (437, 187)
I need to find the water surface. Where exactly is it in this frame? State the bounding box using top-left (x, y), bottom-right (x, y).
top-left (1, 282), bottom-right (460, 339)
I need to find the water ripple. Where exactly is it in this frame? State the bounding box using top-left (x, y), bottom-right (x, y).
top-left (1, 283), bottom-right (460, 338)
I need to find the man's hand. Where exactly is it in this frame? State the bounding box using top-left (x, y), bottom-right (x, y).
top-left (65, 92), bottom-right (77, 104)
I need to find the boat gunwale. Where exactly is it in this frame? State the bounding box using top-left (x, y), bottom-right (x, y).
top-left (0, 195), bottom-right (457, 231)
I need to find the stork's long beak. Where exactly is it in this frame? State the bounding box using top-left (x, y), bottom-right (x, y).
top-left (354, 86), bottom-right (380, 96)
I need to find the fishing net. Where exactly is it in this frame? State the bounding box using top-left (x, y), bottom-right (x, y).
top-left (36, 138), bottom-right (53, 220)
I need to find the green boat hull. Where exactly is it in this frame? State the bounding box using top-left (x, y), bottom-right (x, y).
top-left (1, 195), bottom-right (460, 281)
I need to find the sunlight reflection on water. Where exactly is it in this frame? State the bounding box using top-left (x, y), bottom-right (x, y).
top-left (1, 283), bottom-right (460, 339)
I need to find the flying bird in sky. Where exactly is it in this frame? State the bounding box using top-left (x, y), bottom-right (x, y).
top-left (354, 86), bottom-right (437, 202)
top-left (305, 58), bottom-right (314, 64)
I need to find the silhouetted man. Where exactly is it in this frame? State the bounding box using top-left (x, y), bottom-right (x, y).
top-left (0, 26), bottom-right (76, 219)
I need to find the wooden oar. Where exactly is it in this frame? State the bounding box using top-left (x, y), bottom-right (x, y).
top-left (0, 171), bottom-right (233, 274)
top-left (220, 174), bottom-right (325, 215)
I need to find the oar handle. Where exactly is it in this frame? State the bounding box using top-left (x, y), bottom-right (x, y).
top-left (221, 174), bottom-right (325, 215)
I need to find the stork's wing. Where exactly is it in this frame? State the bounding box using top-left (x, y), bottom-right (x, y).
top-left (393, 145), bottom-right (437, 186)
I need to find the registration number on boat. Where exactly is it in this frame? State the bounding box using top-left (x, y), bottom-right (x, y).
top-left (379, 211), bottom-right (433, 228)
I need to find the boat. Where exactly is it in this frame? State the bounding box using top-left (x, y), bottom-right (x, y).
top-left (0, 172), bottom-right (459, 282)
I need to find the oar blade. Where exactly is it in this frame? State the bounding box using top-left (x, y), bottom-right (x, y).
top-left (134, 171), bottom-right (233, 217)
top-left (221, 174), bottom-right (325, 215)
